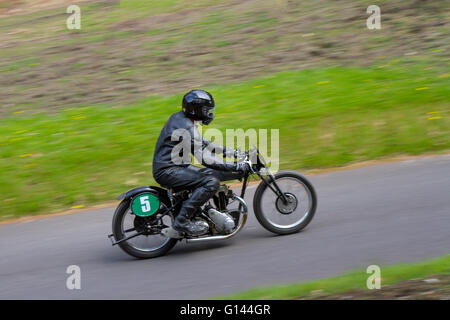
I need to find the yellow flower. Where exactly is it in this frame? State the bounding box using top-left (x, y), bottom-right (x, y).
top-left (428, 116), bottom-right (442, 120)
top-left (252, 85), bottom-right (265, 88)
top-left (71, 205), bottom-right (85, 209)
top-left (317, 81), bottom-right (330, 85)
top-left (426, 111), bottom-right (440, 115)
top-left (71, 115), bottom-right (86, 120)
top-left (415, 87), bottom-right (428, 91)
top-left (20, 153), bottom-right (33, 158)
top-left (15, 130), bottom-right (28, 134)
top-left (24, 163), bottom-right (37, 168)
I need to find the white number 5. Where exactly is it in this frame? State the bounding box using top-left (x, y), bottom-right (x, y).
top-left (140, 196), bottom-right (151, 212)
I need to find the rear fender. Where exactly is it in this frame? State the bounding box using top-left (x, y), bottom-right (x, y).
top-left (116, 186), bottom-right (171, 207)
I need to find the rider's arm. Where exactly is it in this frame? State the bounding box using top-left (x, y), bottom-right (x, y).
top-left (190, 125), bottom-right (237, 171)
top-left (201, 137), bottom-right (237, 159)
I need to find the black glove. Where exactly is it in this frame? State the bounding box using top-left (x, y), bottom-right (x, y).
top-left (235, 161), bottom-right (251, 174)
top-left (234, 149), bottom-right (249, 159)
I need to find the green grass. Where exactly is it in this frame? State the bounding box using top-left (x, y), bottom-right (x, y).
top-left (0, 62), bottom-right (449, 219)
top-left (218, 255), bottom-right (450, 299)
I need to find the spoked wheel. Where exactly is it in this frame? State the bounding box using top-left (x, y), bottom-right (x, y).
top-left (253, 170), bottom-right (317, 235)
top-left (112, 200), bottom-right (177, 259)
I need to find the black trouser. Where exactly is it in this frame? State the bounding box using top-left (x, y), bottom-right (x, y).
top-left (154, 165), bottom-right (243, 216)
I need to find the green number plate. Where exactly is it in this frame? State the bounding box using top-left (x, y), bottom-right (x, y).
top-left (131, 193), bottom-right (160, 217)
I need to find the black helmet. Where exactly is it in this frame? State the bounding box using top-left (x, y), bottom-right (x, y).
top-left (182, 90), bottom-right (215, 125)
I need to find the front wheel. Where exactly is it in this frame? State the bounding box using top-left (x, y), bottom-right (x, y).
top-left (253, 170), bottom-right (317, 235)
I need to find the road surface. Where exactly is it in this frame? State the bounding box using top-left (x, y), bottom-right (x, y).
top-left (1, 154), bottom-right (449, 299)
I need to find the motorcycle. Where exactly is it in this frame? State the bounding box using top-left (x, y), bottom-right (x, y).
top-left (108, 147), bottom-right (317, 259)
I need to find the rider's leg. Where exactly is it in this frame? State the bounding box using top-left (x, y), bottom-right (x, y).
top-left (154, 166), bottom-right (221, 235)
top-left (186, 165), bottom-right (244, 182)
top-left (173, 173), bottom-right (220, 235)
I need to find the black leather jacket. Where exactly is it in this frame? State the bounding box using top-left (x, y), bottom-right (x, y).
top-left (152, 111), bottom-right (236, 174)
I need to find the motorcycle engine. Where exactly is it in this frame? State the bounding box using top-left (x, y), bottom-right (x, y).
top-left (207, 208), bottom-right (235, 234)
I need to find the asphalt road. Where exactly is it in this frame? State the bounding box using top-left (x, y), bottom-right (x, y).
top-left (1, 154), bottom-right (449, 299)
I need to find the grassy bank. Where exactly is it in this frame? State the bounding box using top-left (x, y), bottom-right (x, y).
top-left (1, 62), bottom-right (449, 218)
top-left (1, 0), bottom-right (448, 114)
top-left (218, 254), bottom-right (450, 299)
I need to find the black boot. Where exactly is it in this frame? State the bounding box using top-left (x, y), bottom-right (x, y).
top-left (172, 206), bottom-right (209, 236)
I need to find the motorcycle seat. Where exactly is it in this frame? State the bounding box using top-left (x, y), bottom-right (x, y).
top-left (163, 185), bottom-right (193, 194)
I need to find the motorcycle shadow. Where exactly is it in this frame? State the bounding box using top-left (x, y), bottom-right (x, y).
top-left (168, 228), bottom-right (291, 255)
top-left (103, 227), bottom-right (300, 262)
top-left (101, 239), bottom-right (234, 262)
top-left (168, 240), bottom-right (233, 257)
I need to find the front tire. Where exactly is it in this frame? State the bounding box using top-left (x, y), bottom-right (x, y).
top-left (253, 170), bottom-right (317, 235)
top-left (112, 200), bottom-right (177, 259)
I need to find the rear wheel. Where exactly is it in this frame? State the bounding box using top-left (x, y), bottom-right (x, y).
top-left (253, 170), bottom-right (317, 235)
top-left (112, 200), bottom-right (177, 259)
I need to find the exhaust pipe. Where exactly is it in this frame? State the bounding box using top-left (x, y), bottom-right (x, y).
top-left (185, 195), bottom-right (248, 243)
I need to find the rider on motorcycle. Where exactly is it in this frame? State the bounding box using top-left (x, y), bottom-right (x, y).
top-left (152, 90), bottom-right (250, 236)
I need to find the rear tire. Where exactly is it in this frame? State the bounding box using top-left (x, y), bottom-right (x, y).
top-left (253, 170), bottom-right (317, 235)
top-left (112, 200), bottom-right (177, 259)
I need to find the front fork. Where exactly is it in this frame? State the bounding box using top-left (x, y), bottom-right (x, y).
top-left (256, 171), bottom-right (288, 204)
